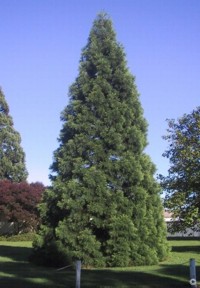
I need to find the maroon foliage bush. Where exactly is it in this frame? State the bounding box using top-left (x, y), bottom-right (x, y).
top-left (0, 180), bottom-right (45, 234)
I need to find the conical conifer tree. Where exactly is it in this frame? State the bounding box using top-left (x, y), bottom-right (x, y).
top-left (34, 13), bottom-right (169, 267)
top-left (0, 88), bottom-right (28, 181)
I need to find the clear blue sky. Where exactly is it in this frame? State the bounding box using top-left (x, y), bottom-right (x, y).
top-left (0, 0), bottom-right (199, 185)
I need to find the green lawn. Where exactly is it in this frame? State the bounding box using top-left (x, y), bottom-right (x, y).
top-left (0, 239), bottom-right (199, 287)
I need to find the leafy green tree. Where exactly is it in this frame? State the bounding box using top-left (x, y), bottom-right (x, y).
top-left (160, 106), bottom-right (200, 233)
top-left (33, 13), bottom-right (168, 267)
top-left (0, 88), bottom-right (28, 181)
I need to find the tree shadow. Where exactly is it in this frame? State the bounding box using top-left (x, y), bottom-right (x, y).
top-left (159, 262), bottom-right (200, 278)
top-left (0, 244), bottom-right (189, 288)
top-left (80, 269), bottom-right (188, 288)
top-left (172, 245), bottom-right (200, 253)
top-left (0, 245), bottom-right (32, 261)
top-left (0, 260), bottom-right (75, 288)
top-left (0, 244), bottom-right (74, 287)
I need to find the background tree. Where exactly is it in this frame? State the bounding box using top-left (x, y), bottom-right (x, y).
top-left (0, 88), bottom-right (28, 181)
top-left (160, 107), bottom-right (200, 233)
top-left (0, 180), bottom-right (45, 234)
top-left (33, 13), bottom-right (168, 268)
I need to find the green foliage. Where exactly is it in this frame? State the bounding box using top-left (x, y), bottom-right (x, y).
top-left (0, 232), bottom-right (35, 241)
top-left (160, 106), bottom-right (200, 233)
top-left (34, 13), bottom-right (168, 267)
top-left (31, 225), bottom-right (73, 267)
top-left (0, 88), bottom-right (28, 181)
top-left (106, 215), bottom-right (137, 267)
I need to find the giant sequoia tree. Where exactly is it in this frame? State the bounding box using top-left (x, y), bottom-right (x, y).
top-left (0, 88), bottom-right (27, 181)
top-left (33, 14), bottom-right (168, 267)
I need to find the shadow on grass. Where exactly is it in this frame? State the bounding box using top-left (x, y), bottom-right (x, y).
top-left (0, 244), bottom-right (189, 288)
top-left (0, 245), bottom-right (32, 261)
top-left (159, 263), bottom-right (200, 280)
top-left (172, 245), bottom-right (200, 253)
top-left (81, 269), bottom-right (188, 288)
top-left (0, 244), bottom-right (76, 287)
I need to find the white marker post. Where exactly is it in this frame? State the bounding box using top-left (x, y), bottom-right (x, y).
top-left (75, 260), bottom-right (81, 288)
top-left (190, 258), bottom-right (197, 288)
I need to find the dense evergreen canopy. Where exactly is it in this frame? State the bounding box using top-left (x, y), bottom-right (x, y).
top-left (0, 88), bottom-right (28, 182)
top-left (160, 107), bottom-right (200, 233)
top-left (33, 14), bottom-right (168, 267)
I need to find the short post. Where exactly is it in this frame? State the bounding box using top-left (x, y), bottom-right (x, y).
top-left (189, 258), bottom-right (197, 288)
top-left (75, 260), bottom-right (81, 288)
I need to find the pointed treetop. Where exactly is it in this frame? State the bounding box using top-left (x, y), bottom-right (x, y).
top-left (89, 12), bottom-right (116, 43)
top-left (0, 88), bottom-right (9, 114)
top-left (0, 87), bottom-right (28, 182)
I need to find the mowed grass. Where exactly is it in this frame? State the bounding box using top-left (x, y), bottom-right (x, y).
top-left (0, 239), bottom-right (200, 287)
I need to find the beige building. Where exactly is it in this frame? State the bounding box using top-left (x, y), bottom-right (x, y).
top-left (164, 210), bottom-right (200, 238)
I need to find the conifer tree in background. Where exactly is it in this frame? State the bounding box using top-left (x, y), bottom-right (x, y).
top-left (33, 13), bottom-right (169, 267)
top-left (0, 88), bottom-right (28, 181)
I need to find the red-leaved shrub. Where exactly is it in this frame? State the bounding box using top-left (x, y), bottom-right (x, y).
top-left (0, 180), bottom-right (45, 234)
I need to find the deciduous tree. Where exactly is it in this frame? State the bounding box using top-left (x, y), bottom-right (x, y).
top-left (33, 13), bottom-right (168, 267)
top-left (0, 88), bottom-right (28, 181)
top-left (160, 106), bottom-right (200, 232)
top-left (0, 180), bottom-right (45, 234)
